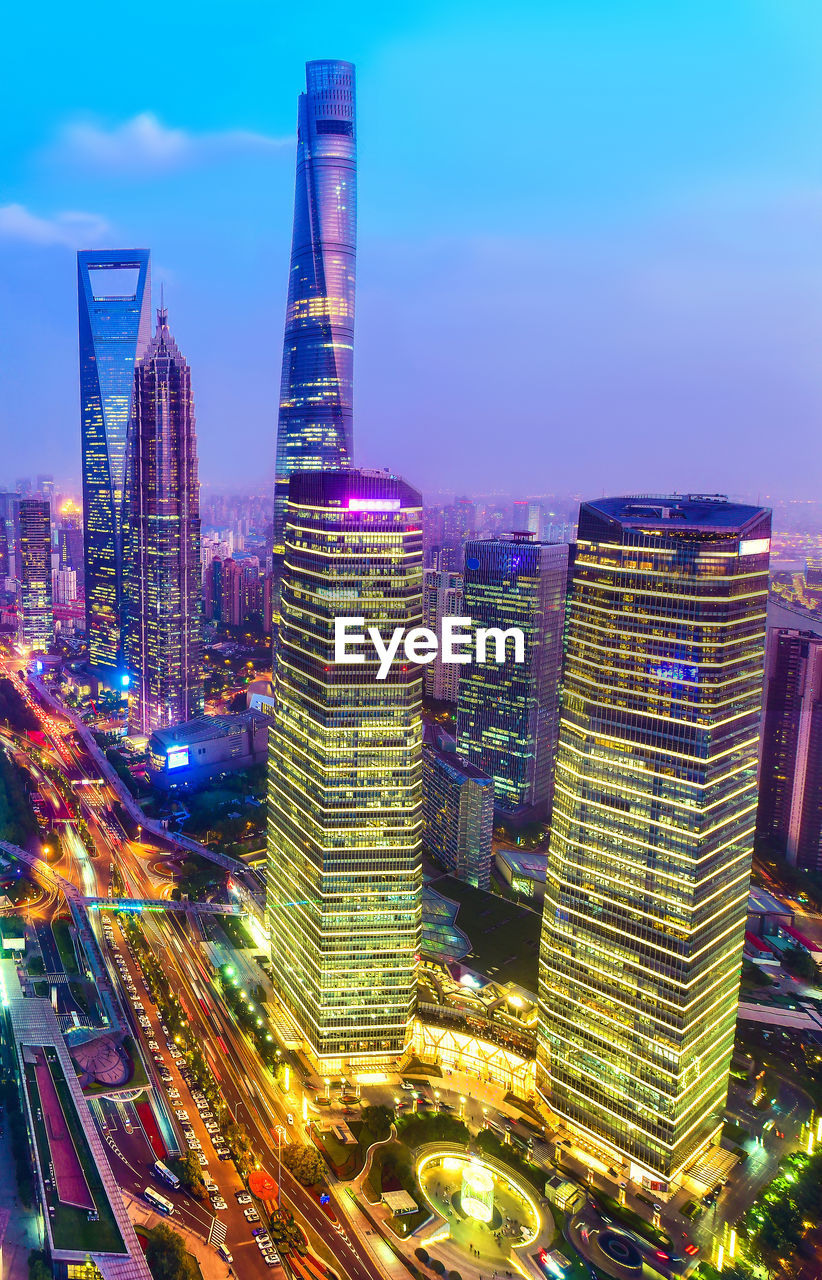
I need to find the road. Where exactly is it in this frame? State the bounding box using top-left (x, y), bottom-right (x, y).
top-left (1, 654), bottom-right (383, 1280)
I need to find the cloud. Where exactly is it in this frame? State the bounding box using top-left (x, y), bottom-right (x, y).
top-left (52, 112), bottom-right (289, 173)
top-left (0, 203), bottom-right (112, 248)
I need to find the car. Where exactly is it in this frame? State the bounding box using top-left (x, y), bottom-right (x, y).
top-left (400, 1080), bottom-right (414, 1092)
top-left (217, 1245), bottom-right (233, 1265)
top-left (252, 1229), bottom-right (269, 1240)
top-left (183, 1127), bottom-right (196, 1138)
top-left (236, 1192), bottom-right (252, 1204)
top-left (216, 1148), bottom-right (232, 1160)
top-left (187, 1139), bottom-right (202, 1151)
top-left (175, 1109), bottom-right (188, 1120)
top-left (148, 1040), bottom-right (159, 1051)
top-left (244, 1208), bottom-right (260, 1222)
top-left (167, 1089), bottom-right (181, 1101)
top-left (197, 1153), bottom-right (209, 1167)
top-left (153, 1054), bottom-right (164, 1065)
top-left (263, 1256), bottom-right (280, 1268)
top-left (160, 1024), bottom-right (170, 1037)
top-left (205, 1121), bottom-right (219, 1133)
top-left (286, 1113), bottom-right (294, 1125)
top-left (211, 1197), bottom-right (227, 1211)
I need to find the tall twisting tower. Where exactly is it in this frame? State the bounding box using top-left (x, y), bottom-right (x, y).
top-left (273, 61), bottom-right (357, 552)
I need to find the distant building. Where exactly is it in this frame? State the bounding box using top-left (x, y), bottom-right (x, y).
top-left (422, 733), bottom-right (494, 889)
top-left (147, 710), bottom-right (268, 790)
top-left (422, 569), bottom-right (463, 703)
top-left (57, 499), bottom-right (84, 576)
top-left (18, 499), bottom-right (52, 652)
top-left (78, 249), bottom-right (151, 673)
top-left (273, 61), bottom-right (357, 550)
top-left (52, 567), bottom-right (78, 605)
top-left (125, 307), bottom-right (203, 735)
top-left (456, 533), bottom-right (568, 816)
top-left (758, 628), bottom-right (822, 871)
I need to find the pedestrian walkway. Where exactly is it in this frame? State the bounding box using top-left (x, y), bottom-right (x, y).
top-left (124, 1195), bottom-right (231, 1280)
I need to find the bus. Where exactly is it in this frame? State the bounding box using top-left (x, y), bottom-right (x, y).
top-left (144, 1186), bottom-right (174, 1215)
top-left (153, 1161), bottom-right (181, 1190)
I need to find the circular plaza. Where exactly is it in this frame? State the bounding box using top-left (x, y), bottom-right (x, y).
top-left (415, 1148), bottom-right (550, 1269)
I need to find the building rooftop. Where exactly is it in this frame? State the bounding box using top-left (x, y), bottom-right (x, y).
top-left (425, 873), bottom-right (541, 992)
top-left (582, 494), bottom-right (770, 536)
top-left (149, 710), bottom-right (266, 750)
top-left (496, 848), bottom-right (548, 881)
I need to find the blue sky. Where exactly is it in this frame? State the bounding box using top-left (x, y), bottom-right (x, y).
top-left (2, 0), bottom-right (822, 499)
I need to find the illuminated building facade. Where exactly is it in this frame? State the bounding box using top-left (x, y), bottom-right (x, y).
top-left (78, 249), bottom-right (151, 673)
top-left (267, 469), bottom-right (422, 1070)
top-left (456, 534), bottom-right (568, 815)
top-left (423, 568), bottom-right (463, 703)
top-left (125, 307), bottom-right (203, 735)
top-left (18, 499), bottom-right (53, 652)
top-left (422, 734), bottom-right (494, 888)
top-left (757, 629), bottom-right (822, 872)
top-left (537, 495), bottom-right (771, 1183)
top-left (273, 61), bottom-right (356, 551)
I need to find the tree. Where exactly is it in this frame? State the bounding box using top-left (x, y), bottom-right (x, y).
top-left (430, 1261), bottom-right (445, 1276)
top-left (281, 1142), bottom-right (326, 1186)
top-left (28, 1250), bottom-right (52, 1280)
top-left (177, 1152), bottom-right (207, 1201)
top-left (145, 1224), bottom-right (199, 1280)
top-left (361, 1105), bottom-right (393, 1142)
top-left (414, 1248), bottom-right (429, 1265)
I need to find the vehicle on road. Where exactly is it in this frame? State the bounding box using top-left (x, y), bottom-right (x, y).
top-left (144, 1186), bottom-right (174, 1215)
top-left (236, 1192), bottom-right (252, 1204)
top-left (153, 1160), bottom-right (181, 1190)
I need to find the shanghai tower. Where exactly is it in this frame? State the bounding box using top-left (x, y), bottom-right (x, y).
top-left (273, 61), bottom-right (356, 550)
top-left (78, 250), bottom-right (152, 673)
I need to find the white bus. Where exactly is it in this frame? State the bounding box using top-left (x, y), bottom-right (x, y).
top-left (153, 1160), bottom-right (181, 1190)
top-left (144, 1186), bottom-right (174, 1215)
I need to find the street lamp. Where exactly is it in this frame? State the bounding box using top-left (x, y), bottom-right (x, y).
top-left (274, 1124), bottom-right (287, 1207)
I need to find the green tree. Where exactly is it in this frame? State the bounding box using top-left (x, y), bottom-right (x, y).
top-left (145, 1224), bottom-right (199, 1280)
top-left (281, 1142), bottom-right (326, 1186)
top-left (28, 1249), bottom-right (52, 1280)
top-left (176, 1152), bottom-right (207, 1202)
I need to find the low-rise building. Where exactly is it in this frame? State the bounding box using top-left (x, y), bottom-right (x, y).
top-left (147, 710), bottom-right (268, 790)
top-left (422, 732), bottom-right (494, 889)
top-left (495, 847), bottom-right (547, 901)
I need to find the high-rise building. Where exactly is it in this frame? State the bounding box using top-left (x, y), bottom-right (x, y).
top-left (52, 567), bottom-right (78, 605)
top-left (18, 500), bottom-right (53, 652)
top-left (273, 61), bottom-right (357, 550)
top-left (422, 568), bottom-right (464, 704)
top-left (267, 469), bottom-right (422, 1071)
top-left (124, 307), bottom-right (202, 735)
top-left (537, 495), bottom-right (771, 1185)
top-left (422, 730), bottom-right (494, 889)
top-left (757, 628), bottom-right (822, 871)
top-left (456, 533), bottom-right (568, 815)
top-left (57, 499), bottom-right (84, 575)
top-left (78, 249), bottom-right (151, 673)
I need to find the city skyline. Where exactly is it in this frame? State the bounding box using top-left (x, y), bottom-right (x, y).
top-left (4, 1), bottom-right (822, 499)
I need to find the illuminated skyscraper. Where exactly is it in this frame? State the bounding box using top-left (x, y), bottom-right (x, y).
top-left (18, 500), bottom-right (53, 652)
top-left (273, 61), bottom-right (356, 551)
top-left (456, 533), bottom-right (568, 815)
top-left (267, 470), bottom-right (422, 1071)
top-left (537, 495), bottom-right (771, 1185)
top-left (125, 307), bottom-right (203, 735)
top-left (78, 250), bottom-right (151, 673)
top-left (757, 628), bottom-right (822, 872)
top-left (422, 568), bottom-right (463, 703)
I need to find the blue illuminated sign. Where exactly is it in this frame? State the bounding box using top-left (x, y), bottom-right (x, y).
top-left (166, 746), bottom-right (189, 771)
top-left (648, 662), bottom-right (698, 683)
top-left (121, 673), bottom-right (131, 689)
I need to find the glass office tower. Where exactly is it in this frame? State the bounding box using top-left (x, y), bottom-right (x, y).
top-left (537, 495), bottom-right (771, 1184)
top-left (456, 534), bottom-right (568, 815)
top-left (18, 500), bottom-right (53, 652)
top-left (273, 61), bottom-right (356, 551)
top-left (125, 307), bottom-right (203, 735)
top-left (267, 470), bottom-right (422, 1071)
top-left (78, 250), bottom-right (152, 673)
